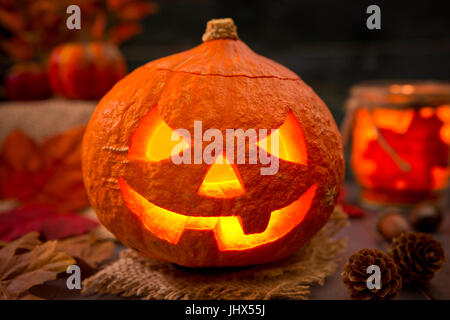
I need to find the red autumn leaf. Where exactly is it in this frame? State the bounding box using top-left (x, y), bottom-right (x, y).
top-left (341, 203), bottom-right (366, 218)
top-left (0, 168), bottom-right (53, 203)
top-left (0, 126), bottom-right (89, 211)
top-left (31, 166), bottom-right (88, 212)
top-left (0, 205), bottom-right (98, 241)
top-left (109, 22), bottom-right (142, 45)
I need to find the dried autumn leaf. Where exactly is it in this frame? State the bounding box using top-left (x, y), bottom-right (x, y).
top-left (56, 233), bottom-right (115, 268)
top-left (0, 232), bottom-right (75, 299)
top-left (0, 232), bottom-right (41, 255)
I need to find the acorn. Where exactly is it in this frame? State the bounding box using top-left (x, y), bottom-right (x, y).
top-left (377, 209), bottom-right (411, 241)
top-left (409, 202), bottom-right (443, 233)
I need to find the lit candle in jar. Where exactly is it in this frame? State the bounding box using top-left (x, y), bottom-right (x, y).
top-left (344, 81), bottom-right (450, 206)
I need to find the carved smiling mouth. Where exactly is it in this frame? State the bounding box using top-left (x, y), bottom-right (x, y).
top-left (119, 178), bottom-right (317, 251)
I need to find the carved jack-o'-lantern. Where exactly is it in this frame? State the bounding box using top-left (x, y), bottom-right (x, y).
top-left (82, 19), bottom-right (344, 267)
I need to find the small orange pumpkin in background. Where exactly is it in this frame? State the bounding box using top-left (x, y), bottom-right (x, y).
top-left (82, 19), bottom-right (344, 267)
top-left (48, 42), bottom-right (127, 100)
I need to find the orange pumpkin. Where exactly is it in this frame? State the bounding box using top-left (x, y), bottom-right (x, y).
top-left (48, 42), bottom-right (127, 100)
top-left (82, 19), bottom-right (344, 267)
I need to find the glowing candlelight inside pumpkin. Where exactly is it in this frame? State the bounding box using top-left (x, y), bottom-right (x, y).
top-left (346, 81), bottom-right (450, 205)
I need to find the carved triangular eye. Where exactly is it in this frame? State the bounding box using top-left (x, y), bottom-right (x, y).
top-left (257, 111), bottom-right (307, 165)
top-left (129, 106), bottom-right (190, 162)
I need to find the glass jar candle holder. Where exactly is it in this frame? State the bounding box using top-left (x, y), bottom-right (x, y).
top-left (343, 81), bottom-right (450, 206)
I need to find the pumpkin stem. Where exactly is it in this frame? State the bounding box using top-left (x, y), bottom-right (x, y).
top-left (202, 18), bottom-right (239, 42)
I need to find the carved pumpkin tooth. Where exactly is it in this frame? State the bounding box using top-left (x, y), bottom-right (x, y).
top-left (237, 211), bottom-right (272, 235)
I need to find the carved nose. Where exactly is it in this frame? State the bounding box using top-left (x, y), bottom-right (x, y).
top-left (197, 154), bottom-right (245, 198)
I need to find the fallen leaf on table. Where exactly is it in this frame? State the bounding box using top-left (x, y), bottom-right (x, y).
top-left (0, 205), bottom-right (98, 241)
top-left (341, 203), bottom-right (366, 218)
top-left (0, 126), bottom-right (89, 212)
top-left (56, 233), bottom-right (115, 268)
top-left (0, 232), bottom-right (75, 299)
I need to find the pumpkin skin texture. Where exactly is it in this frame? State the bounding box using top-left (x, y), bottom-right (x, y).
top-left (82, 19), bottom-right (344, 267)
top-left (48, 42), bottom-right (127, 100)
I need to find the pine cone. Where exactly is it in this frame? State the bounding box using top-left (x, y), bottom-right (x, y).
top-left (390, 232), bottom-right (445, 284)
top-left (342, 249), bottom-right (402, 300)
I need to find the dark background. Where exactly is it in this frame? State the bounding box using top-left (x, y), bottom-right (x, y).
top-left (120, 0), bottom-right (450, 126)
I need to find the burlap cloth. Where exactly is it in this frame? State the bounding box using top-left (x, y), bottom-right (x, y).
top-left (82, 207), bottom-right (348, 300)
top-left (0, 98), bottom-right (96, 143)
